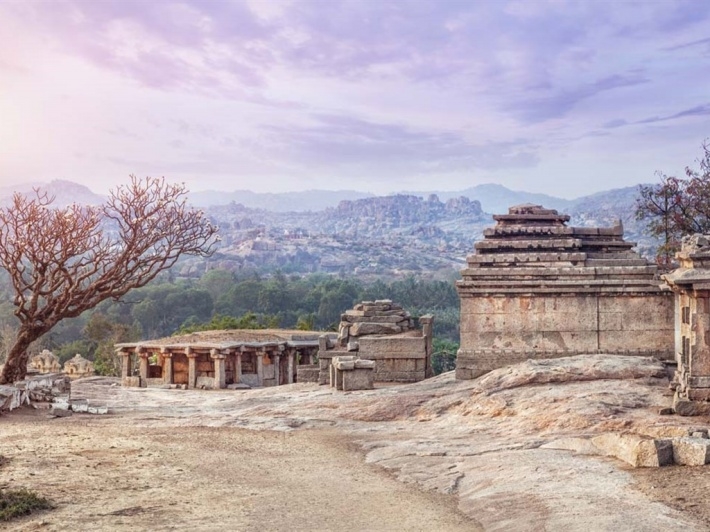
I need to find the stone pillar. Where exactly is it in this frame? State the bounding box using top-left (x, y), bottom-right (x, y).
top-left (161, 348), bottom-right (173, 385)
top-left (273, 354), bottom-right (281, 386)
top-left (137, 348), bottom-right (149, 388)
top-left (287, 350), bottom-right (295, 384)
top-left (256, 350), bottom-right (264, 386)
top-left (235, 352), bottom-right (242, 384)
top-left (118, 350), bottom-right (131, 379)
top-left (211, 349), bottom-right (227, 389)
top-left (420, 314), bottom-right (435, 378)
top-left (186, 347), bottom-right (197, 389)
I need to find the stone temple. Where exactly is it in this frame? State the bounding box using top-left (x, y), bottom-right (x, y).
top-left (663, 235), bottom-right (710, 415)
top-left (456, 204), bottom-right (674, 379)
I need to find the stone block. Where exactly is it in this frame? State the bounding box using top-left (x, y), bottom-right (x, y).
top-left (673, 398), bottom-right (710, 416)
top-left (123, 376), bottom-right (141, 388)
top-left (673, 437), bottom-right (710, 465)
top-left (591, 433), bottom-right (673, 467)
top-left (296, 365), bottom-right (320, 383)
top-left (0, 385), bottom-right (29, 411)
top-left (70, 399), bottom-right (89, 413)
top-left (227, 383), bottom-right (251, 390)
top-left (240, 374), bottom-right (261, 388)
top-left (350, 322), bottom-right (401, 336)
top-left (196, 376), bottom-right (216, 389)
top-left (50, 405), bottom-right (73, 418)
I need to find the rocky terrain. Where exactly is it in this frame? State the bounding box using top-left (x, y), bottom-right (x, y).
top-left (3, 355), bottom-right (710, 531)
top-left (0, 180), bottom-right (656, 278)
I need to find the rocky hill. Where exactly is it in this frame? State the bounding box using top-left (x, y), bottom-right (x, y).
top-left (202, 194), bottom-right (488, 278)
top-left (0, 180), bottom-right (105, 207)
top-left (1, 179), bottom-right (658, 277)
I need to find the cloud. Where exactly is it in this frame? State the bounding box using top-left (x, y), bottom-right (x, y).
top-left (637, 104), bottom-right (710, 125)
top-left (258, 114), bottom-right (539, 174)
top-left (510, 74), bottom-right (649, 123)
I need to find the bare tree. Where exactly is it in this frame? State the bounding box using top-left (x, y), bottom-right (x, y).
top-left (0, 176), bottom-right (218, 383)
top-left (636, 141), bottom-right (710, 269)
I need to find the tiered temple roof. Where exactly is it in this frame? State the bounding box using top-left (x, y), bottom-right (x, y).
top-left (458, 204), bottom-right (659, 296)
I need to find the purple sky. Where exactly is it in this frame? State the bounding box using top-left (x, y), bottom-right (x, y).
top-left (1, 0), bottom-right (709, 198)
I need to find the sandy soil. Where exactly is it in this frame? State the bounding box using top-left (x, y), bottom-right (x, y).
top-left (0, 408), bottom-right (475, 532)
top-left (4, 355), bottom-right (710, 531)
top-left (632, 466), bottom-right (710, 527)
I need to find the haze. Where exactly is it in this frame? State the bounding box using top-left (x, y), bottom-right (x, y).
top-left (0, 0), bottom-right (708, 198)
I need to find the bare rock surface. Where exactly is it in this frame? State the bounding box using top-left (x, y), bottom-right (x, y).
top-left (4, 354), bottom-right (710, 530)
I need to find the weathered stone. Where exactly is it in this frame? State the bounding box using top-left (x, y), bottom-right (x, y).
top-left (673, 437), bottom-right (710, 465)
top-left (658, 407), bottom-right (674, 415)
top-left (350, 323), bottom-right (401, 336)
top-left (0, 385), bottom-right (29, 411)
top-left (123, 376), bottom-right (141, 388)
top-left (70, 399), bottom-right (89, 412)
top-left (673, 399), bottom-right (710, 417)
top-left (196, 376), bottom-right (215, 389)
top-left (663, 238), bottom-right (710, 416)
top-left (87, 405), bottom-right (109, 415)
top-left (50, 405), bottom-right (73, 417)
top-left (591, 433), bottom-right (673, 467)
top-left (691, 431), bottom-right (709, 439)
top-left (227, 383), bottom-right (251, 390)
top-left (296, 364), bottom-right (320, 383)
top-left (456, 204), bottom-right (674, 380)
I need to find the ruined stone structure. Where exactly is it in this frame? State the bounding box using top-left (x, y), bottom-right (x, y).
top-left (29, 349), bottom-right (61, 374)
top-left (318, 300), bottom-right (434, 384)
top-left (116, 330), bottom-right (322, 389)
top-left (456, 204), bottom-right (674, 379)
top-left (329, 355), bottom-right (375, 391)
top-left (663, 235), bottom-right (710, 415)
top-left (63, 354), bottom-right (95, 380)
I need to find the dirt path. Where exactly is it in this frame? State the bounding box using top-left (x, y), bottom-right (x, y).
top-left (1, 409), bottom-right (477, 532)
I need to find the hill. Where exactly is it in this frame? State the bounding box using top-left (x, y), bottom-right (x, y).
top-left (0, 179), bottom-right (656, 277)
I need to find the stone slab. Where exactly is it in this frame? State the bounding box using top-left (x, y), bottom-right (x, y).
top-left (672, 437), bottom-right (710, 465)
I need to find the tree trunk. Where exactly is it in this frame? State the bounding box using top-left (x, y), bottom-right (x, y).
top-left (0, 329), bottom-right (39, 384)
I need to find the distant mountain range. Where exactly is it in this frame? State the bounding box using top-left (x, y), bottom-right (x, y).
top-left (0, 180), bottom-right (105, 207)
top-left (0, 179), bottom-right (644, 217)
top-left (0, 179), bottom-right (653, 277)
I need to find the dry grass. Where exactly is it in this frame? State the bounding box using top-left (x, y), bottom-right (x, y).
top-left (0, 488), bottom-right (53, 522)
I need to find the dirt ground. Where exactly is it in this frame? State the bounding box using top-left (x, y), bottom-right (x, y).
top-left (4, 356), bottom-right (710, 531)
top-left (631, 466), bottom-right (710, 527)
top-left (0, 408), bottom-right (477, 532)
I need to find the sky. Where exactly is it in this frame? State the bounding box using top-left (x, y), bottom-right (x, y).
top-left (0, 0), bottom-right (709, 199)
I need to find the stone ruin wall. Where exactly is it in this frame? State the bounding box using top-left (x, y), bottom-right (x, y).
top-left (317, 300), bottom-right (434, 384)
top-left (456, 204), bottom-right (675, 379)
top-left (663, 234), bottom-right (710, 414)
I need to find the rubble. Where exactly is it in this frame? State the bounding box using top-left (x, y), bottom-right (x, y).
top-left (318, 300), bottom-right (434, 384)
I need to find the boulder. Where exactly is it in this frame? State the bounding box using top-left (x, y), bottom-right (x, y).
top-left (0, 385), bottom-right (28, 411)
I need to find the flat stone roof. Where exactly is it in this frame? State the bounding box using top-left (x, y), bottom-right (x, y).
top-left (116, 329), bottom-right (332, 351)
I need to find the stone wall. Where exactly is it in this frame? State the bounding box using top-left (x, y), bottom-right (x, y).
top-left (456, 204), bottom-right (674, 379)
